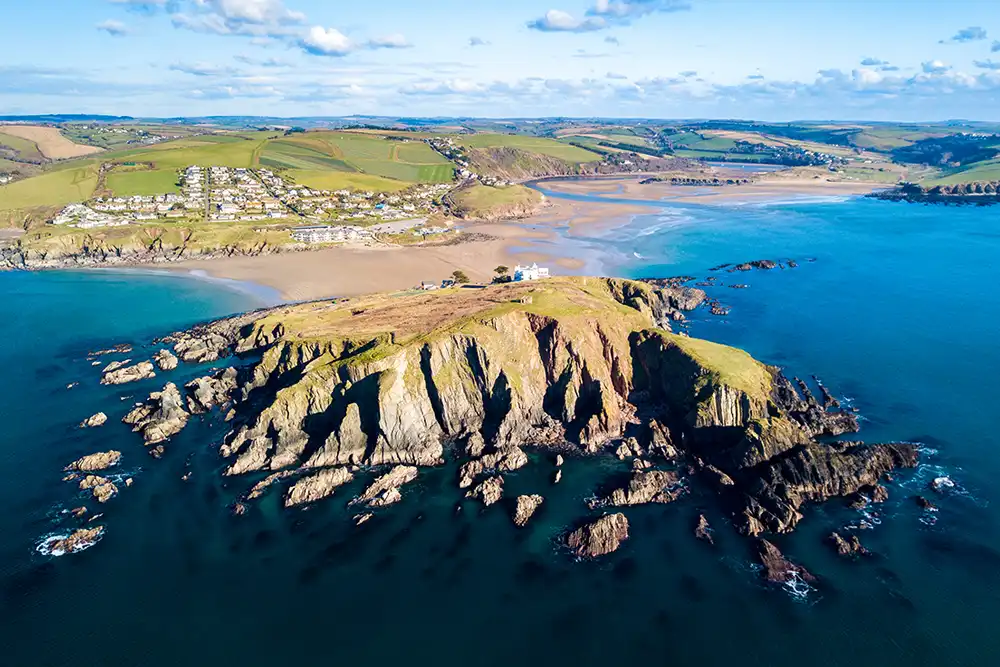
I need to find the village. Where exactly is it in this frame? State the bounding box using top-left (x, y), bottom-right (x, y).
top-left (50, 165), bottom-right (456, 244)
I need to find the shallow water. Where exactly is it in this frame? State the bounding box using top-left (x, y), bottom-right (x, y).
top-left (3, 196), bottom-right (1000, 666)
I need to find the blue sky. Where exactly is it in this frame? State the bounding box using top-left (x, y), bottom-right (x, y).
top-left (4, 0), bottom-right (1000, 120)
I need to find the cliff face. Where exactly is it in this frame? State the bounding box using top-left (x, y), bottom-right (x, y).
top-left (167, 277), bottom-right (916, 534)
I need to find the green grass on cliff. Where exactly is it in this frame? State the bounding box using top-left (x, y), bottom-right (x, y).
top-left (660, 332), bottom-right (772, 400)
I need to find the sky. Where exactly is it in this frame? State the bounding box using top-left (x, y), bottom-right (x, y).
top-left (4, 0), bottom-right (1000, 121)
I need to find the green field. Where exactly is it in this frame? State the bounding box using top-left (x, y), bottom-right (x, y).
top-left (927, 158), bottom-right (1000, 185)
top-left (460, 134), bottom-right (601, 163)
top-left (0, 132), bottom-right (45, 162)
top-left (106, 168), bottom-right (181, 196)
top-left (287, 170), bottom-right (411, 192)
top-left (0, 164), bottom-right (99, 210)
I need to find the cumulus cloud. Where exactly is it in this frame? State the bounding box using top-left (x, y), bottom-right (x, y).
top-left (96, 19), bottom-right (130, 36)
top-left (529, 0), bottom-right (690, 32)
top-left (861, 57), bottom-right (887, 66)
top-left (922, 60), bottom-right (950, 74)
top-left (527, 9), bottom-right (606, 32)
top-left (367, 33), bottom-right (412, 49)
top-left (993, 40), bottom-right (1000, 52)
top-left (468, 36), bottom-right (489, 47)
top-left (940, 26), bottom-right (987, 43)
top-left (109, 0), bottom-right (169, 14)
top-left (299, 26), bottom-right (353, 56)
top-left (170, 0), bottom-right (305, 38)
top-left (974, 59), bottom-right (1000, 70)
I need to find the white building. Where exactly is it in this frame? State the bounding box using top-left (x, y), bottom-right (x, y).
top-left (513, 263), bottom-right (550, 281)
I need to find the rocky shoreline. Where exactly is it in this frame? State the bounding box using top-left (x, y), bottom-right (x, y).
top-left (869, 182), bottom-right (1000, 206)
top-left (42, 273), bottom-right (923, 588)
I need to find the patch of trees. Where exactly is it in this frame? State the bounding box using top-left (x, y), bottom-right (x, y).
top-left (598, 141), bottom-right (673, 157)
top-left (891, 134), bottom-right (1000, 167)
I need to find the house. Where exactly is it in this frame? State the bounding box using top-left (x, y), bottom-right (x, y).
top-left (513, 263), bottom-right (550, 281)
top-left (419, 281), bottom-right (439, 291)
top-left (291, 225), bottom-right (344, 244)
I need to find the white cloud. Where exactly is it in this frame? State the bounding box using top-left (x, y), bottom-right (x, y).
top-left (468, 36), bottom-right (490, 47)
top-left (170, 0), bottom-right (305, 38)
top-left (589, 0), bottom-right (691, 18)
top-left (606, 71), bottom-right (628, 79)
top-left (922, 60), bottom-right (950, 74)
top-left (940, 26), bottom-right (987, 44)
top-left (299, 26), bottom-right (353, 56)
top-left (860, 57), bottom-right (887, 66)
top-left (367, 33), bottom-right (412, 49)
top-left (169, 61), bottom-right (237, 76)
top-left (527, 10), bottom-right (606, 32)
top-left (974, 59), bottom-right (1000, 70)
top-left (96, 19), bottom-right (130, 37)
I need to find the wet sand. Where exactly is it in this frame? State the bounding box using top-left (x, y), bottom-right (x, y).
top-left (173, 175), bottom-right (881, 301)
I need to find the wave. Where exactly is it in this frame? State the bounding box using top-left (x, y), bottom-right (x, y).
top-left (36, 529), bottom-right (104, 557)
top-left (717, 195), bottom-right (853, 208)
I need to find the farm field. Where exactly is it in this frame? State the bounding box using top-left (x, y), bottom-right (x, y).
top-left (459, 134), bottom-right (602, 163)
top-left (106, 168), bottom-right (181, 197)
top-left (0, 131), bottom-right (45, 162)
top-left (926, 158), bottom-right (1000, 185)
top-left (0, 164), bottom-right (99, 210)
top-left (287, 170), bottom-right (412, 192)
top-left (0, 125), bottom-right (103, 159)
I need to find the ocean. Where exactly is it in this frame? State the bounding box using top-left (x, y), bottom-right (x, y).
top-left (3, 195), bottom-right (1000, 666)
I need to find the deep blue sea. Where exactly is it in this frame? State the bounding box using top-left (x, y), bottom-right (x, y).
top-left (3, 194), bottom-right (1000, 666)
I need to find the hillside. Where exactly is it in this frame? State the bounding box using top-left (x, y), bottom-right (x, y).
top-left (444, 183), bottom-right (544, 220)
top-left (156, 276), bottom-right (916, 537)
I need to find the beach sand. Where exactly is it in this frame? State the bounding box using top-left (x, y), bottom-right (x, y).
top-left (174, 175), bottom-right (880, 301)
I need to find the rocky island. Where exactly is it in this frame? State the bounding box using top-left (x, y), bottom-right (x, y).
top-left (57, 276), bottom-right (917, 572)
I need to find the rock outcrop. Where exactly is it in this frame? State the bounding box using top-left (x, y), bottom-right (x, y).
top-left (284, 467), bottom-right (354, 507)
top-left (828, 532), bottom-right (869, 557)
top-left (77, 475), bottom-right (118, 503)
top-left (757, 539), bottom-right (816, 584)
top-left (123, 383), bottom-right (190, 445)
top-left (185, 368), bottom-right (238, 414)
top-left (512, 494), bottom-right (544, 527)
top-left (353, 465), bottom-right (418, 508)
top-left (596, 470), bottom-right (683, 507)
top-left (65, 450), bottom-right (122, 472)
top-left (458, 446), bottom-right (529, 489)
top-left (153, 349), bottom-right (179, 371)
top-left (101, 361), bottom-right (155, 385)
top-left (694, 514), bottom-right (713, 544)
top-left (567, 513), bottom-right (629, 558)
top-left (79, 412), bottom-right (108, 428)
top-left (38, 527), bottom-right (104, 556)
top-left (466, 476), bottom-right (503, 507)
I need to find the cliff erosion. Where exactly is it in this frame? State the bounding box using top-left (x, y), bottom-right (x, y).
top-left (161, 277), bottom-right (916, 538)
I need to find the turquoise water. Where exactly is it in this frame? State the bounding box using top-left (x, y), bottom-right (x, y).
top-left (4, 197), bottom-right (1000, 666)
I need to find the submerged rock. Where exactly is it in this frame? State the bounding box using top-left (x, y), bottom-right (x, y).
top-left (756, 539), bottom-right (816, 584)
top-left (123, 383), bottom-right (190, 445)
top-left (284, 467), bottom-right (355, 507)
top-left (354, 465), bottom-right (418, 508)
top-left (828, 532), bottom-right (869, 557)
top-left (153, 349), bottom-right (179, 371)
top-left (694, 514), bottom-right (714, 544)
top-left (37, 527), bottom-right (105, 556)
top-left (458, 446), bottom-right (528, 489)
top-left (246, 471), bottom-right (296, 501)
top-left (70, 506), bottom-right (88, 518)
top-left (79, 412), bottom-right (108, 429)
top-left (101, 361), bottom-right (155, 386)
top-left (512, 494), bottom-right (544, 527)
top-left (78, 475), bottom-right (118, 503)
top-left (65, 450), bottom-right (122, 473)
top-left (915, 495), bottom-right (936, 510)
top-left (566, 513), bottom-right (629, 558)
top-left (466, 476), bottom-right (503, 507)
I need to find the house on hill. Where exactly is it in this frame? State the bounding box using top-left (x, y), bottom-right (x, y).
top-left (513, 263), bottom-right (550, 282)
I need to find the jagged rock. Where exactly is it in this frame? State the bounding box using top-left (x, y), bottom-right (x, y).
top-left (915, 495), bottom-right (936, 510)
top-left (871, 484), bottom-right (889, 503)
top-left (79, 412), bottom-right (108, 429)
top-left (930, 476), bottom-right (955, 492)
top-left (354, 465), bottom-right (418, 508)
top-left (466, 476), bottom-right (503, 507)
top-left (101, 361), bottom-right (155, 386)
top-left (185, 368), bottom-right (238, 414)
top-left (458, 446), bottom-right (529, 489)
top-left (566, 513), bottom-right (629, 558)
top-left (553, 470), bottom-right (563, 484)
top-left (232, 502), bottom-right (247, 516)
top-left (645, 420), bottom-right (679, 459)
top-left (694, 514), bottom-right (714, 544)
top-left (123, 383), bottom-right (190, 445)
top-left (355, 513), bottom-right (373, 526)
top-left (615, 437), bottom-right (644, 460)
top-left (598, 470), bottom-right (683, 507)
top-left (38, 527), bottom-right (104, 555)
top-left (704, 464), bottom-right (735, 487)
top-left (78, 475), bottom-right (118, 503)
top-left (246, 471), bottom-right (296, 501)
top-left (302, 403), bottom-right (370, 470)
top-left (632, 458), bottom-right (652, 471)
top-left (555, 454), bottom-right (565, 467)
top-left (512, 494), bottom-right (544, 527)
top-left (65, 450), bottom-right (122, 472)
top-left (148, 445), bottom-right (165, 459)
top-left (464, 432), bottom-right (487, 458)
top-left (91, 344), bottom-right (133, 357)
top-left (284, 467), bottom-right (355, 507)
top-left (828, 532), bottom-right (869, 557)
top-left (70, 507), bottom-right (88, 518)
top-left (153, 349), bottom-right (179, 371)
top-left (102, 359), bottom-right (131, 373)
top-left (756, 539), bottom-right (816, 584)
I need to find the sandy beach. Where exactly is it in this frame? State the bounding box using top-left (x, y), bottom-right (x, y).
top-left (173, 175), bottom-right (881, 302)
